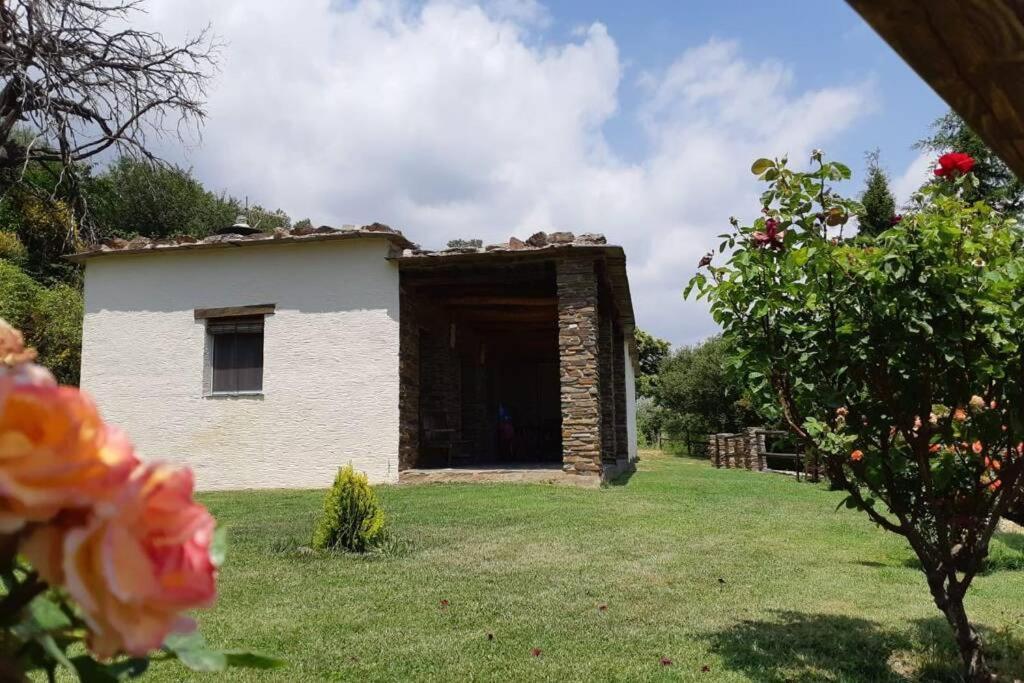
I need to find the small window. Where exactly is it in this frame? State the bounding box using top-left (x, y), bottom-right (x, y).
top-left (208, 316), bottom-right (264, 393)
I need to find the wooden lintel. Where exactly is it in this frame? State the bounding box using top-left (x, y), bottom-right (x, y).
top-left (453, 309), bottom-right (554, 322)
top-left (194, 303), bottom-right (276, 320)
top-left (446, 296), bottom-right (557, 307)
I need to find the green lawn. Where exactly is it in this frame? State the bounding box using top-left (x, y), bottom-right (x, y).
top-left (152, 452), bottom-right (1024, 682)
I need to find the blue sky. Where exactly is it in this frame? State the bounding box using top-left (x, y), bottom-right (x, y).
top-left (148, 0), bottom-right (951, 347)
top-left (544, 0), bottom-right (945, 184)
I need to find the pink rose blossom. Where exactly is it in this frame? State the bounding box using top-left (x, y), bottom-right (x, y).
top-left (23, 464), bottom-right (216, 658)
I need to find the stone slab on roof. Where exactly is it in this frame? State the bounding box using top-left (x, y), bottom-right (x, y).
top-left (393, 230), bottom-right (615, 263)
top-left (65, 222), bottom-right (416, 262)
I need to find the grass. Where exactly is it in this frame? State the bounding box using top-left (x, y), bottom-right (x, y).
top-left (148, 451), bottom-right (1024, 682)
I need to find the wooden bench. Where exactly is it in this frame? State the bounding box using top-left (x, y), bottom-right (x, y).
top-left (753, 432), bottom-right (806, 481)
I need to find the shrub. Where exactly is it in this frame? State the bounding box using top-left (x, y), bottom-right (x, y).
top-left (312, 465), bottom-right (386, 552)
top-left (30, 283), bottom-right (84, 385)
top-left (0, 231), bottom-right (27, 265)
top-left (0, 259), bottom-right (42, 331)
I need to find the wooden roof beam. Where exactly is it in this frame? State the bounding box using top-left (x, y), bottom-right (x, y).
top-left (847, 0), bottom-right (1024, 178)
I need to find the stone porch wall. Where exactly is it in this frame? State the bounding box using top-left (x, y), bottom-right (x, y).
top-left (398, 285), bottom-right (420, 470)
top-left (598, 285), bottom-right (617, 466)
top-left (557, 258), bottom-right (603, 476)
top-left (612, 324), bottom-right (628, 461)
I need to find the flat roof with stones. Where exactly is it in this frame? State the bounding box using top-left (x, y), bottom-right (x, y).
top-left (65, 223), bottom-right (416, 263)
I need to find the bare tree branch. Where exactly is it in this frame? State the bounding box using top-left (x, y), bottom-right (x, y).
top-left (0, 0), bottom-right (219, 240)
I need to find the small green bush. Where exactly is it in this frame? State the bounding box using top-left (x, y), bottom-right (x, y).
top-left (0, 259), bottom-right (41, 331)
top-left (311, 465), bottom-right (386, 552)
top-left (0, 231), bottom-right (27, 266)
top-left (30, 283), bottom-right (83, 385)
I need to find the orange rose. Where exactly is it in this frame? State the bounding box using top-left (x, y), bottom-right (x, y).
top-left (0, 318), bottom-right (37, 368)
top-left (972, 441), bottom-right (983, 455)
top-left (0, 385), bottom-right (137, 531)
top-left (0, 317), bottom-right (55, 405)
top-left (24, 464), bottom-right (217, 658)
top-left (850, 449), bottom-right (863, 462)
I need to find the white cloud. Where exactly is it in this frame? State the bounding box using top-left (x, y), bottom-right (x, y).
top-left (137, 0), bottom-right (873, 346)
top-left (893, 151), bottom-right (934, 207)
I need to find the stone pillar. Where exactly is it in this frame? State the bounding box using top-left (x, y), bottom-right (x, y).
top-left (747, 427), bottom-right (766, 472)
top-left (557, 258), bottom-right (602, 476)
top-left (612, 324), bottom-right (628, 462)
top-left (398, 286), bottom-right (420, 470)
top-left (597, 287), bottom-right (616, 466)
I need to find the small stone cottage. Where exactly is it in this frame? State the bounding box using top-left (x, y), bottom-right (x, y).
top-left (70, 223), bottom-right (638, 490)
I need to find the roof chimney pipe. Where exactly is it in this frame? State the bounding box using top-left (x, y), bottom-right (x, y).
top-left (215, 214), bottom-right (260, 236)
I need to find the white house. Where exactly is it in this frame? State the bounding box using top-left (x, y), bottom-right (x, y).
top-left (71, 223), bottom-right (638, 490)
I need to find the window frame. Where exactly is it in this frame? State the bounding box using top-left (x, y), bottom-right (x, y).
top-left (198, 306), bottom-right (274, 397)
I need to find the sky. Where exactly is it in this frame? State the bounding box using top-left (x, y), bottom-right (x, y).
top-left (137, 0), bottom-right (947, 347)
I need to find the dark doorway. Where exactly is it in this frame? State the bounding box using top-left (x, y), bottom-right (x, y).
top-left (403, 261), bottom-right (562, 468)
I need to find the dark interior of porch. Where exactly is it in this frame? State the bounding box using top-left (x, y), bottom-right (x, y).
top-left (401, 261), bottom-right (563, 469)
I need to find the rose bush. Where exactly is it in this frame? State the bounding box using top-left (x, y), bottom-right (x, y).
top-left (687, 151), bottom-right (1024, 682)
top-left (0, 318), bottom-right (279, 680)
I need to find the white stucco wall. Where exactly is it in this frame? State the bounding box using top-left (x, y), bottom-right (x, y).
top-left (80, 239), bottom-right (400, 490)
top-left (625, 345), bottom-right (638, 461)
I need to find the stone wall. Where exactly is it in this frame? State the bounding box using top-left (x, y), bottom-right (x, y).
top-left (597, 284), bottom-right (617, 466)
top-left (708, 430), bottom-right (766, 471)
top-left (612, 323), bottom-right (628, 461)
top-left (557, 258), bottom-right (603, 475)
top-left (398, 284), bottom-right (421, 470)
top-left (707, 428), bottom-right (828, 481)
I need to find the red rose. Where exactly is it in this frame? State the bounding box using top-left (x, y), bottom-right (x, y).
top-left (889, 214), bottom-right (902, 225)
top-left (934, 152), bottom-right (975, 178)
top-left (752, 218), bottom-right (785, 250)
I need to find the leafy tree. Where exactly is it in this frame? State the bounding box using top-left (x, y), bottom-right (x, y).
top-left (245, 205), bottom-right (291, 232)
top-left (88, 159), bottom-right (236, 239)
top-left (636, 396), bottom-right (667, 446)
top-left (857, 150), bottom-right (896, 237)
top-left (9, 193), bottom-right (80, 284)
top-left (0, 149), bottom-right (85, 283)
top-left (917, 111), bottom-right (1024, 215)
top-left (688, 151), bottom-right (1024, 681)
top-left (654, 335), bottom-right (759, 438)
top-left (634, 328), bottom-right (670, 398)
top-left (85, 159), bottom-right (291, 240)
top-left (0, 0), bottom-right (217, 241)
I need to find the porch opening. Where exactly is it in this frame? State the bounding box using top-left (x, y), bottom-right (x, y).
top-left (399, 261), bottom-right (562, 469)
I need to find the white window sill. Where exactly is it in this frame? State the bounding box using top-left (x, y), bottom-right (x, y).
top-left (204, 391), bottom-right (264, 399)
